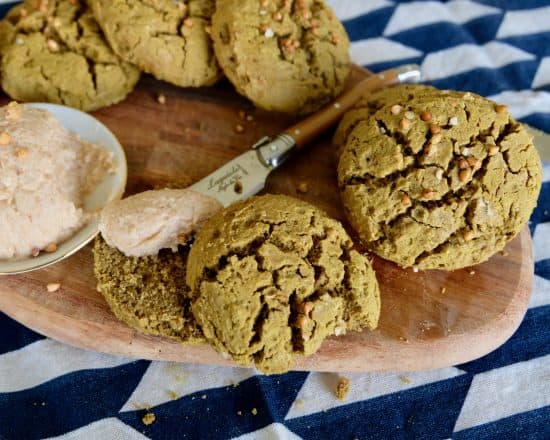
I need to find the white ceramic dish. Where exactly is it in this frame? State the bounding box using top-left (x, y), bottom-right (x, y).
top-left (0, 103), bottom-right (127, 275)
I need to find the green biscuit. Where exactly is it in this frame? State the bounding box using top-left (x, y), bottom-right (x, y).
top-left (0, 0), bottom-right (140, 111)
top-left (186, 194), bottom-right (380, 374)
top-left (90, 0), bottom-right (221, 87)
top-left (337, 85), bottom-right (543, 270)
top-left (93, 236), bottom-right (205, 344)
top-left (211, 0), bottom-right (351, 115)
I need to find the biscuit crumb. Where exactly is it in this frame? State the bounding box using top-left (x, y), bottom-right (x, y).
top-left (15, 148), bottom-right (28, 159)
top-left (5, 102), bottom-right (22, 121)
top-left (420, 111), bottom-right (432, 121)
top-left (463, 230), bottom-right (474, 241)
top-left (422, 189), bottom-right (434, 200)
top-left (399, 376), bottom-right (412, 384)
top-left (440, 287), bottom-right (447, 294)
top-left (297, 182), bottom-right (309, 193)
top-left (400, 118), bottom-right (411, 131)
top-left (500, 250), bottom-right (509, 257)
top-left (167, 391), bottom-right (178, 400)
top-left (469, 270), bottom-right (476, 276)
top-left (390, 104), bottom-right (402, 115)
top-left (157, 93), bottom-right (166, 105)
top-left (235, 124), bottom-right (244, 133)
top-left (44, 243), bottom-right (57, 253)
top-left (335, 377), bottom-right (350, 400)
top-left (400, 193), bottom-right (411, 206)
top-left (294, 399), bottom-right (304, 408)
top-left (47, 39), bottom-right (59, 52)
top-left (251, 407), bottom-right (258, 416)
top-left (237, 410), bottom-right (242, 416)
top-left (142, 412), bottom-right (156, 425)
top-left (46, 283), bottom-right (61, 293)
top-left (0, 132), bottom-right (11, 146)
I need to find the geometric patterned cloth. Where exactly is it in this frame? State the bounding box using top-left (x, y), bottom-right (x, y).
top-left (0, 1), bottom-right (549, 438)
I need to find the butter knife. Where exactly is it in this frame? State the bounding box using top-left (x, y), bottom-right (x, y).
top-left (189, 64), bottom-right (421, 206)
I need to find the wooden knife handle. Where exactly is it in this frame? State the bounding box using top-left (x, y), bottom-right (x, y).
top-left (283, 65), bottom-right (420, 149)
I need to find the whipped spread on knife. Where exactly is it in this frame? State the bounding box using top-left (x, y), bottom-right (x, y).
top-left (99, 189), bottom-right (223, 257)
top-left (0, 102), bottom-right (115, 259)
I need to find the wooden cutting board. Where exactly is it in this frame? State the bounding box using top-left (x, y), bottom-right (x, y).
top-left (0, 69), bottom-right (534, 372)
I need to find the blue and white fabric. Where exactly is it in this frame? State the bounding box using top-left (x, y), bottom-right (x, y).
top-left (0, 1), bottom-right (549, 438)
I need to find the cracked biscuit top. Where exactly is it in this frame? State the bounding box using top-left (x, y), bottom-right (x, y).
top-left (94, 236), bottom-right (205, 344)
top-left (186, 194), bottom-right (380, 374)
top-left (337, 85), bottom-right (542, 270)
top-left (211, 0), bottom-right (351, 115)
top-left (90, 0), bottom-right (221, 87)
top-left (0, 0), bottom-right (140, 111)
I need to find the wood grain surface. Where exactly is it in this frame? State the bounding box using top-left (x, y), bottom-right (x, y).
top-left (0, 70), bottom-right (534, 372)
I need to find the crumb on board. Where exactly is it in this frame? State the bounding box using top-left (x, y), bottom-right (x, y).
top-left (157, 93), bottom-right (166, 105)
top-left (297, 182), bottom-right (309, 193)
top-left (235, 124), bottom-right (244, 133)
top-left (142, 412), bottom-right (156, 425)
top-left (167, 391), bottom-right (178, 400)
top-left (237, 410), bottom-right (242, 416)
top-left (44, 243), bottom-right (57, 253)
top-left (469, 270), bottom-right (476, 276)
top-left (500, 250), bottom-right (509, 257)
top-left (251, 407), bottom-right (258, 416)
top-left (335, 377), bottom-right (350, 401)
top-left (46, 283), bottom-right (61, 293)
top-left (440, 287), bottom-right (447, 294)
top-left (399, 376), bottom-right (412, 384)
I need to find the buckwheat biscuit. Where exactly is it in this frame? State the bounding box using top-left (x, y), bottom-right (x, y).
top-left (94, 237), bottom-right (205, 343)
top-left (211, 0), bottom-right (351, 115)
top-left (337, 87), bottom-right (542, 270)
top-left (0, 0), bottom-right (140, 112)
top-left (186, 194), bottom-right (380, 374)
top-left (90, 0), bottom-right (221, 87)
